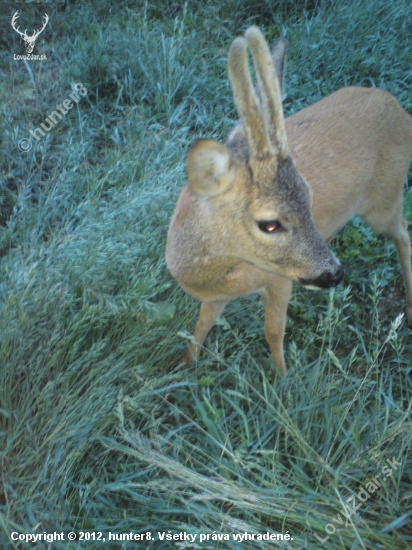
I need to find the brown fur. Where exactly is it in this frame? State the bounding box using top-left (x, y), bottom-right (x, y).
top-left (166, 27), bottom-right (412, 376)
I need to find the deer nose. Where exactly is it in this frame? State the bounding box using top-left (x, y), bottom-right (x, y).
top-left (298, 265), bottom-right (344, 289)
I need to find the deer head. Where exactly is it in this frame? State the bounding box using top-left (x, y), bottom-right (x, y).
top-left (11, 11), bottom-right (49, 54)
top-left (167, 27), bottom-right (343, 292)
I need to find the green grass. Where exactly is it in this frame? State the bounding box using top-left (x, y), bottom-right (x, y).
top-left (0, 0), bottom-right (411, 548)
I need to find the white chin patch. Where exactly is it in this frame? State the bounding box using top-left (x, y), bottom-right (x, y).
top-left (301, 284), bottom-right (321, 291)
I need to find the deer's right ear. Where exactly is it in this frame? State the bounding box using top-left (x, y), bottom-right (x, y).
top-left (187, 140), bottom-right (235, 197)
top-left (271, 37), bottom-right (287, 99)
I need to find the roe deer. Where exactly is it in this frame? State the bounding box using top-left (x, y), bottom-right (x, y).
top-left (166, 26), bottom-right (412, 376)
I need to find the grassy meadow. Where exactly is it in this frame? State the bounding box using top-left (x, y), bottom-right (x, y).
top-left (0, 0), bottom-right (411, 548)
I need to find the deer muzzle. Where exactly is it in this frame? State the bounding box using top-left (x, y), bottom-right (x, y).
top-left (298, 264), bottom-right (344, 289)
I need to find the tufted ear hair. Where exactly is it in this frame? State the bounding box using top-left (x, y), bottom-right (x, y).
top-left (186, 139), bottom-right (235, 197)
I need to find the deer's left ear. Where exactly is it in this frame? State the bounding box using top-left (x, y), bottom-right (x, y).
top-left (187, 140), bottom-right (235, 197)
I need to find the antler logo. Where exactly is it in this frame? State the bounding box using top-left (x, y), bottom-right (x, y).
top-left (11, 11), bottom-right (49, 54)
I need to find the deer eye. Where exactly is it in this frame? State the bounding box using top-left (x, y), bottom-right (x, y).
top-left (257, 220), bottom-right (282, 233)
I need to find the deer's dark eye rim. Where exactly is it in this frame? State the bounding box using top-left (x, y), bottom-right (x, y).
top-left (257, 220), bottom-right (283, 233)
